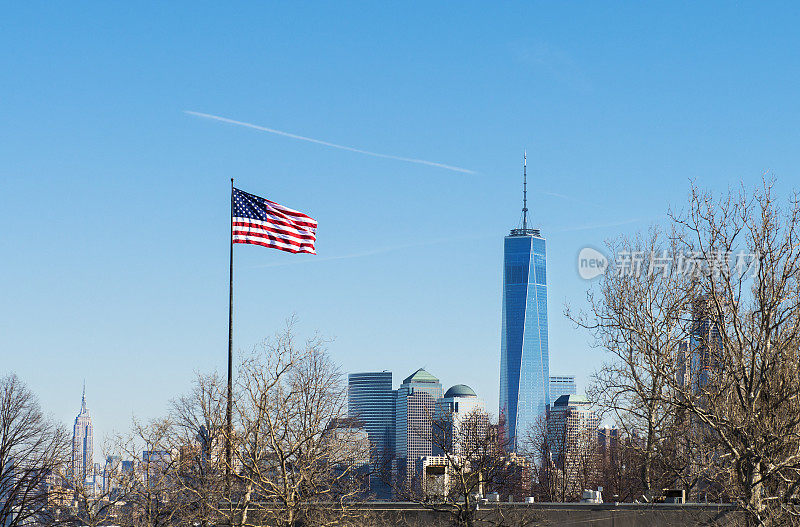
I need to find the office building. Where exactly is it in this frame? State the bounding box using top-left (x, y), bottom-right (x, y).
top-left (549, 376), bottom-right (576, 404)
top-left (103, 456), bottom-right (122, 495)
top-left (691, 295), bottom-right (724, 390)
top-left (500, 154), bottom-right (550, 450)
top-left (348, 372), bottom-right (395, 498)
top-left (416, 455), bottom-right (452, 498)
top-left (348, 372), bottom-right (395, 464)
top-left (142, 450), bottom-right (171, 488)
top-left (435, 384), bottom-right (487, 455)
top-left (597, 426), bottom-right (619, 471)
top-left (394, 368), bottom-right (443, 490)
top-left (71, 384), bottom-right (93, 485)
top-left (324, 417), bottom-right (372, 496)
top-left (547, 394), bottom-right (599, 466)
top-left (546, 394), bottom-right (599, 500)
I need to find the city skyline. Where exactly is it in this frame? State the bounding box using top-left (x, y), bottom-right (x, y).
top-left (4, 2), bottom-right (799, 447)
top-left (4, 4), bottom-right (800, 523)
top-left (348, 367), bottom-right (489, 498)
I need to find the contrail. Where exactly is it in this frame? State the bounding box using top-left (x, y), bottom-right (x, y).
top-left (185, 110), bottom-right (476, 174)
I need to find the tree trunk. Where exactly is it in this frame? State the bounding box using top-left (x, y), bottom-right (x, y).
top-left (745, 461), bottom-right (765, 526)
top-left (642, 422), bottom-right (655, 496)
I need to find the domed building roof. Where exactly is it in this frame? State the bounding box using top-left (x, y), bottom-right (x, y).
top-left (444, 384), bottom-right (477, 398)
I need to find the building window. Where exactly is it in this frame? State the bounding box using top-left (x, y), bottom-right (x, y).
top-left (506, 264), bottom-right (526, 284)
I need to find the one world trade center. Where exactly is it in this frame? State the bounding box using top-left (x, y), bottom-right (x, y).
top-left (499, 153), bottom-right (550, 451)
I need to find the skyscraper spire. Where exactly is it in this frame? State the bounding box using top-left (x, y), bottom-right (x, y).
top-left (81, 380), bottom-right (86, 413)
top-left (522, 150), bottom-right (528, 231)
top-left (509, 151), bottom-right (540, 237)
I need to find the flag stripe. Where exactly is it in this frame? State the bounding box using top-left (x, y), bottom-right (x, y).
top-left (260, 195), bottom-right (317, 222)
top-left (232, 228), bottom-right (314, 247)
top-left (232, 235), bottom-right (316, 254)
top-left (232, 229), bottom-right (315, 247)
top-left (261, 199), bottom-right (317, 226)
top-left (239, 208), bottom-right (317, 230)
top-left (232, 219), bottom-right (317, 240)
top-left (232, 234), bottom-right (313, 251)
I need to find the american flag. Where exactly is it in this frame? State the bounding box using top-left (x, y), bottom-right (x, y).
top-left (231, 187), bottom-right (317, 254)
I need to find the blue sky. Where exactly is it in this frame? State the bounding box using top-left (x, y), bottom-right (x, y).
top-left (2, 2), bottom-right (799, 444)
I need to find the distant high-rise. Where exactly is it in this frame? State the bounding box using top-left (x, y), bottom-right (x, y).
top-left (71, 384), bottom-right (94, 485)
top-left (597, 426), bottom-right (619, 468)
top-left (348, 372), bottom-right (395, 459)
top-left (500, 153), bottom-right (550, 451)
top-left (103, 456), bottom-right (122, 495)
top-left (691, 295), bottom-right (724, 390)
top-left (348, 372), bottom-right (395, 498)
top-left (547, 394), bottom-right (599, 468)
top-left (549, 376), bottom-right (576, 404)
top-left (394, 369), bottom-right (443, 490)
top-left (676, 341), bottom-right (691, 396)
top-left (435, 384), bottom-right (487, 455)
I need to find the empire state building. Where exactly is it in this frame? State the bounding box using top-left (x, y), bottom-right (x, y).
top-left (72, 385), bottom-right (93, 483)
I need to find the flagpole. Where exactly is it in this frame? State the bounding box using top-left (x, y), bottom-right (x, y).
top-left (226, 177), bottom-right (234, 488)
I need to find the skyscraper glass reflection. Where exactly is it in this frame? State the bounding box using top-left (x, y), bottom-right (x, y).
top-left (348, 371), bottom-right (394, 461)
top-left (348, 371), bottom-right (394, 498)
top-left (499, 154), bottom-right (550, 451)
top-left (550, 375), bottom-right (576, 403)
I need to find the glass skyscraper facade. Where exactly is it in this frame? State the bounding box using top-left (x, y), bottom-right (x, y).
top-left (348, 372), bottom-right (395, 498)
top-left (690, 295), bottom-right (724, 390)
top-left (499, 229), bottom-right (550, 451)
top-left (348, 372), bottom-right (395, 459)
top-left (550, 375), bottom-right (577, 404)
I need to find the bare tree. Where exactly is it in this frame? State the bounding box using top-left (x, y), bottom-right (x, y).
top-left (232, 323), bottom-right (369, 527)
top-left (525, 414), bottom-right (599, 503)
top-left (667, 181), bottom-right (800, 523)
top-left (427, 409), bottom-right (502, 526)
top-left (0, 373), bottom-right (69, 527)
top-left (169, 372), bottom-right (228, 527)
top-left (389, 405), bottom-right (537, 527)
top-left (595, 431), bottom-right (643, 503)
top-left (102, 322), bottom-right (369, 527)
top-left (114, 418), bottom-right (182, 527)
top-left (573, 180), bottom-right (800, 524)
top-left (568, 229), bottom-right (691, 499)
top-left (525, 416), bottom-right (556, 502)
top-left (53, 449), bottom-right (133, 527)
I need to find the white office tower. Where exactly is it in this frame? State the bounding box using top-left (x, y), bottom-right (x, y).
top-left (435, 384), bottom-right (487, 455)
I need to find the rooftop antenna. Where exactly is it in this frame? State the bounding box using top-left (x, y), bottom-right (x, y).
top-left (81, 380), bottom-right (86, 411)
top-left (522, 150), bottom-right (528, 231)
